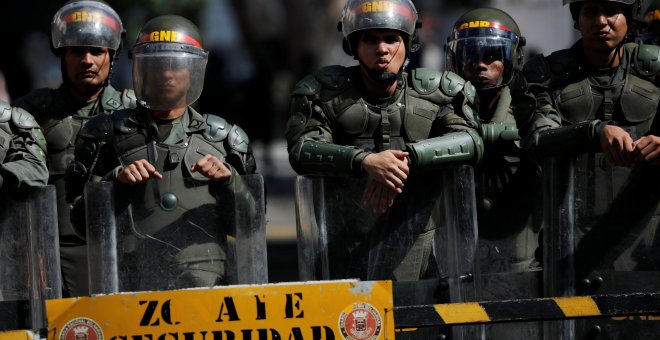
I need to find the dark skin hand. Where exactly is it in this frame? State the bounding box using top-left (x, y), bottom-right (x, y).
top-left (361, 150), bottom-right (409, 213)
top-left (118, 155), bottom-right (231, 185)
top-left (633, 135), bottom-right (660, 165)
top-left (600, 125), bottom-right (635, 167)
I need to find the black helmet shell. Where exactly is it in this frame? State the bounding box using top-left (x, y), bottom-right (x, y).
top-left (340, 0), bottom-right (419, 54)
top-left (51, 0), bottom-right (123, 51)
top-left (446, 7), bottom-right (525, 90)
top-left (132, 15), bottom-right (208, 111)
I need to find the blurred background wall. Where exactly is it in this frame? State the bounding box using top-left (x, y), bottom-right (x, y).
top-left (0, 0), bottom-right (580, 282)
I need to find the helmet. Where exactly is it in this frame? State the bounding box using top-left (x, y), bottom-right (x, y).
top-left (563, 0), bottom-right (641, 23)
top-left (132, 15), bottom-right (208, 111)
top-left (51, 0), bottom-right (124, 53)
top-left (642, 0), bottom-right (660, 42)
top-left (445, 7), bottom-right (525, 90)
top-left (339, 0), bottom-right (420, 55)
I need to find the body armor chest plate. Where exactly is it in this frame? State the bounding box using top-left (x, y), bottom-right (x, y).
top-left (41, 115), bottom-right (89, 175)
top-left (116, 129), bottom-right (230, 235)
top-left (553, 69), bottom-right (658, 139)
top-left (326, 87), bottom-right (435, 151)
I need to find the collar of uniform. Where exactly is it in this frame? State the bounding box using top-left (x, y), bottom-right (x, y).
top-left (182, 106), bottom-right (207, 134)
top-left (99, 85), bottom-right (122, 111)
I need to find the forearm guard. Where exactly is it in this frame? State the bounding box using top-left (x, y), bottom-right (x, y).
top-left (480, 122), bottom-right (520, 144)
top-left (290, 141), bottom-right (364, 177)
top-left (532, 120), bottom-right (602, 159)
top-left (406, 130), bottom-right (484, 171)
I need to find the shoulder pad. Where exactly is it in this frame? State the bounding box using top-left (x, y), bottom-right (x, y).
top-left (112, 109), bottom-right (138, 134)
top-left (545, 49), bottom-right (577, 80)
top-left (633, 44), bottom-right (660, 77)
top-left (228, 124), bottom-right (250, 154)
top-left (439, 71), bottom-right (466, 97)
top-left (12, 88), bottom-right (53, 112)
top-left (313, 65), bottom-right (349, 90)
top-left (521, 53), bottom-right (552, 84)
top-left (11, 106), bottom-right (39, 129)
top-left (463, 81), bottom-right (477, 104)
top-left (121, 89), bottom-right (138, 109)
top-left (80, 113), bottom-right (114, 140)
top-left (410, 68), bottom-right (442, 95)
top-left (204, 114), bottom-right (230, 142)
top-left (0, 100), bottom-right (10, 122)
top-left (291, 74), bottom-right (321, 96)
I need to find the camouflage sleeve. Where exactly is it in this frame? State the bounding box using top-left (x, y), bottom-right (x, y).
top-left (509, 58), bottom-right (562, 151)
top-left (285, 93), bottom-right (365, 176)
top-left (1, 111), bottom-right (48, 190)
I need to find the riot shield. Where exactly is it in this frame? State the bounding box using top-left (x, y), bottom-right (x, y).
top-left (295, 165), bottom-right (480, 338)
top-left (433, 165), bottom-right (483, 340)
top-left (295, 170), bottom-right (440, 282)
top-left (86, 174), bottom-right (267, 294)
top-left (543, 154), bottom-right (660, 340)
top-left (474, 159), bottom-right (543, 339)
top-left (0, 185), bottom-right (60, 331)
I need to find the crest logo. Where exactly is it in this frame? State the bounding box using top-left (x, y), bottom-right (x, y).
top-left (60, 318), bottom-right (103, 340)
top-left (338, 303), bottom-right (382, 340)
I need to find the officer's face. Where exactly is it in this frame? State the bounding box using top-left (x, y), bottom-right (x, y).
top-left (577, 1), bottom-right (628, 51)
top-left (355, 29), bottom-right (406, 75)
top-left (145, 58), bottom-right (190, 110)
top-left (63, 46), bottom-right (111, 96)
top-left (460, 46), bottom-right (505, 89)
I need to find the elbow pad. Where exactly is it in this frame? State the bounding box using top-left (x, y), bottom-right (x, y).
top-left (480, 122), bottom-right (520, 144)
top-left (292, 141), bottom-right (362, 177)
top-left (407, 130), bottom-right (484, 171)
top-left (532, 120), bottom-right (602, 159)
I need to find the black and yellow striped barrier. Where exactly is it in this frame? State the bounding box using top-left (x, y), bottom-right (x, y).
top-left (393, 292), bottom-right (660, 328)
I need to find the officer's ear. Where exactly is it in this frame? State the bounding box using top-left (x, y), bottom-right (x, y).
top-left (516, 36), bottom-right (527, 70)
top-left (113, 29), bottom-right (126, 61)
top-left (409, 20), bottom-right (423, 53)
top-left (342, 38), bottom-right (353, 56)
top-left (338, 21), bottom-right (354, 56)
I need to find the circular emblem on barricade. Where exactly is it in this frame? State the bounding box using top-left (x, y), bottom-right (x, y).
top-left (60, 317), bottom-right (104, 340)
top-left (338, 302), bottom-right (382, 340)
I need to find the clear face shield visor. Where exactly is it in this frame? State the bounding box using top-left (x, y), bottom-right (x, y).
top-left (447, 34), bottom-right (517, 89)
top-left (132, 43), bottom-right (208, 111)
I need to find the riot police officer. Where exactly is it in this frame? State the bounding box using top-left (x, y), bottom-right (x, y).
top-left (512, 0), bottom-right (659, 165)
top-left (65, 15), bottom-right (257, 291)
top-left (511, 0), bottom-right (660, 338)
top-left (286, 0), bottom-right (483, 283)
top-left (0, 100), bottom-right (48, 192)
top-left (12, 0), bottom-right (135, 297)
top-left (446, 8), bottom-right (542, 338)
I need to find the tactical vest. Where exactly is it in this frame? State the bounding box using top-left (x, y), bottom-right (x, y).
top-left (81, 107), bottom-right (249, 238)
top-left (524, 42), bottom-right (660, 140)
top-left (292, 65), bottom-right (469, 151)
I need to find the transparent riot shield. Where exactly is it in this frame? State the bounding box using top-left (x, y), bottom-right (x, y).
top-left (474, 160), bottom-right (543, 339)
top-left (0, 185), bottom-right (60, 331)
top-left (296, 170), bottom-right (442, 282)
top-left (295, 165), bottom-right (480, 338)
top-left (433, 165), bottom-right (483, 340)
top-left (86, 174), bottom-right (267, 294)
top-left (543, 154), bottom-right (660, 340)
